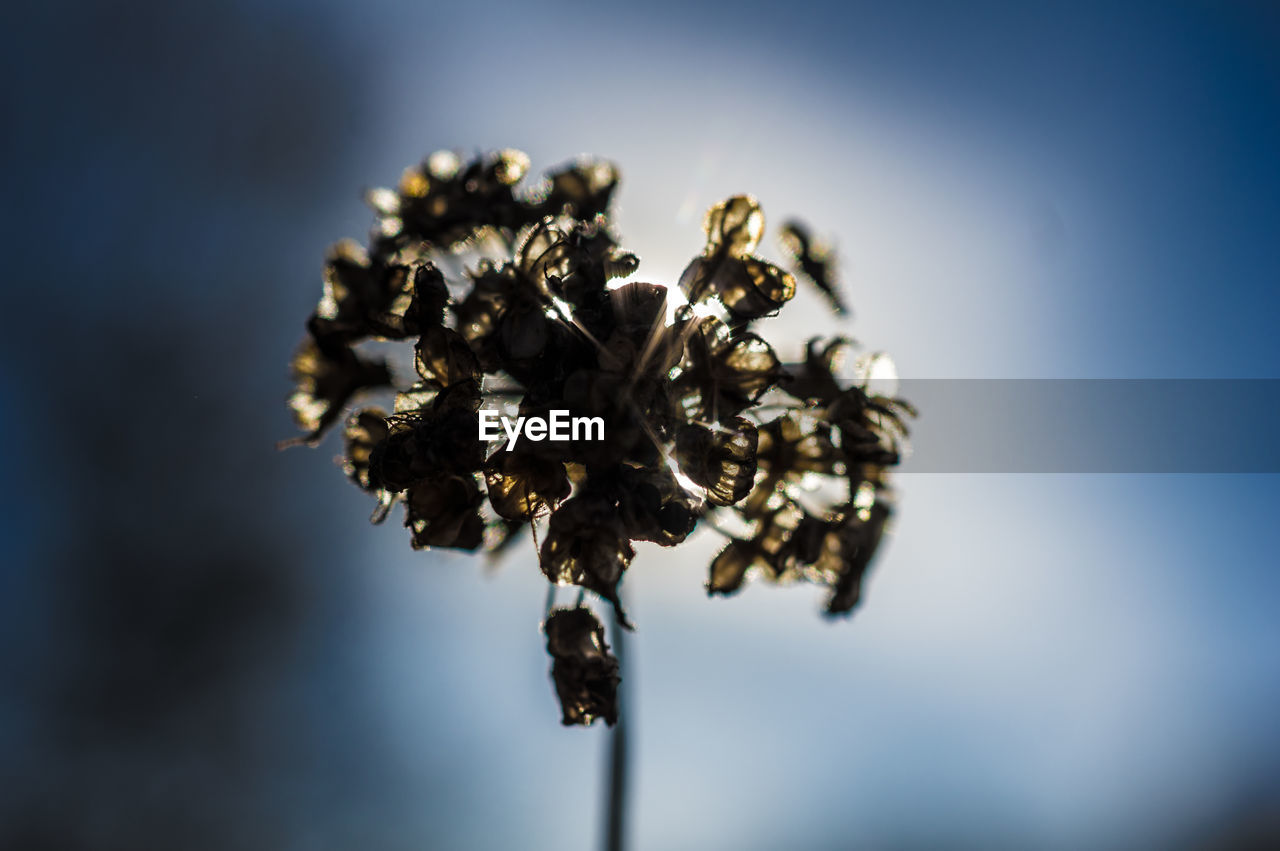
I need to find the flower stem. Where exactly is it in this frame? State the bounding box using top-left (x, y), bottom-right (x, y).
top-left (604, 602), bottom-right (629, 851)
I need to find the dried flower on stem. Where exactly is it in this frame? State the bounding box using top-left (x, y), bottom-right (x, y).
top-left (283, 149), bottom-right (913, 726)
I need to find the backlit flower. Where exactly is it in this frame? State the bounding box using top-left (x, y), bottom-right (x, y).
top-left (283, 149), bottom-right (913, 724)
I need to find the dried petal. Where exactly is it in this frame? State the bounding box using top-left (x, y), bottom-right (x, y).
top-left (287, 338), bottom-right (391, 444)
top-left (540, 496), bottom-right (635, 625)
top-left (678, 319), bottom-right (786, 421)
top-left (367, 263), bottom-right (450, 339)
top-left (679, 255), bottom-right (795, 320)
top-left (544, 607), bottom-right (620, 726)
top-left (703, 195), bottom-right (764, 257)
top-left (756, 412), bottom-right (841, 479)
top-left (707, 502), bottom-right (805, 595)
top-left (484, 453), bottom-right (571, 521)
top-left (369, 401), bottom-right (484, 492)
top-left (310, 240), bottom-right (409, 344)
top-left (824, 502), bottom-right (891, 615)
top-left (676, 417), bottom-right (759, 506)
top-left (405, 474), bottom-right (485, 550)
top-left (543, 158), bottom-right (619, 220)
top-left (615, 466), bottom-right (699, 546)
top-left (342, 409), bottom-right (396, 524)
top-left (779, 220), bottom-right (846, 315)
top-left (829, 387), bottom-right (914, 467)
top-left (415, 326), bottom-right (481, 389)
top-left (707, 540), bottom-right (755, 595)
top-left (776, 513), bottom-right (830, 568)
top-left (783, 337), bottom-right (852, 404)
top-left (716, 257), bottom-right (796, 320)
top-left (342, 408), bottom-right (388, 491)
top-left (454, 263), bottom-right (516, 370)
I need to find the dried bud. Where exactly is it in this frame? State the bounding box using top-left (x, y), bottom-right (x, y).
top-left (341, 408), bottom-right (395, 524)
top-left (544, 607), bottom-right (620, 726)
top-left (540, 496), bottom-right (636, 627)
top-left (415, 326), bottom-right (481, 389)
top-left (677, 319), bottom-right (786, 421)
top-left (824, 502), bottom-right (891, 615)
top-left (544, 159), bottom-right (619, 220)
top-left (703, 195), bottom-right (765, 258)
top-left (286, 339), bottom-right (391, 444)
top-left (405, 474), bottom-right (485, 551)
top-left (676, 417), bottom-right (759, 506)
top-left (484, 452), bottom-right (571, 521)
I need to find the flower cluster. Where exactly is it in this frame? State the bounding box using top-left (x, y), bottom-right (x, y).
top-left (285, 149), bottom-right (913, 726)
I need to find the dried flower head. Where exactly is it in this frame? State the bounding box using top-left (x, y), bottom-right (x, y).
top-left (284, 149), bottom-right (913, 725)
top-left (545, 607), bottom-right (621, 727)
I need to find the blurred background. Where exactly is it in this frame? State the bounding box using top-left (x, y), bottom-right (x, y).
top-left (3, 1), bottom-right (1279, 848)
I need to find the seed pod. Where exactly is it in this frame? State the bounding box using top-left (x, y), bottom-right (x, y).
top-left (676, 417), bottom-right (759, 506)
top-left (540, 495), bottom-right (636, 628)
top-left (544, 607), bottom-right (620, 727)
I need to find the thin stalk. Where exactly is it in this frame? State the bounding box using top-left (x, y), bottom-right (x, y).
top-left (604, 602), bottom-right (629, 851)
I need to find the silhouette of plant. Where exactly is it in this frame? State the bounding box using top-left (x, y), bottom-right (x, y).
top-left (284, 149), bottom-right (913, 729)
